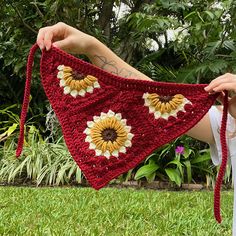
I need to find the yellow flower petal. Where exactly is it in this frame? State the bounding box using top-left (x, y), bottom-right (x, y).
top-left (65, 77), bottom-right (73, 86)
top-left (70, 80), bottom-right (77, 90)
top-left (112, 141), bottom-right (120, 150)
top-left (75, 81), bottom-right (82, 91)
top-left (84, 77), bottom-right (94, 86)
top-left (174, 94), bottom-right (184, 99)
top-left (86, 75), bottom-right (97, 82)
top-left (101, 141), bottom-right (108, 153)
top-left (93, 140), bottom-right (104, 149)
top-left (63, 73), bottom-right (73, 81)
top-left (169, 100), bottom-right (178, 109)
top-left (79, 80), bottom-right (88, 89)
top-left (107, 140), bottom-right (115, 153)
top-left (63, 66), bottom-right (72, 73)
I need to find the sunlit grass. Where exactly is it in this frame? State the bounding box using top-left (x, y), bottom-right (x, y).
top-left (0, 187), bottom-right (232, 235)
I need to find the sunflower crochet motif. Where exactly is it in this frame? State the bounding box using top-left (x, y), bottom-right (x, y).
top-left (84, 110), bottom-right (134, 159)
top-left (57, 65), bottom-right (100, 97)
top-left (143, 92), bottom-right (192, 120)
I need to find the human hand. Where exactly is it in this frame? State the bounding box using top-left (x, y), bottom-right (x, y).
top-left (205, 73), bottom-right (236, 118)
top-left (37, 22), bottom-right (96, 55)
top-left (204, 73), bottom-right (236, 93)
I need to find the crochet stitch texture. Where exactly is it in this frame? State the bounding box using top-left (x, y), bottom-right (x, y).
top-left (16, 44), bottom-right (228, 223)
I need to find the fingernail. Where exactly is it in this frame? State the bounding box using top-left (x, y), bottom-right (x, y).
top-left (52, 43), bottom-right (58, 48)
top-left (38, 43), bottom-right (43, 50)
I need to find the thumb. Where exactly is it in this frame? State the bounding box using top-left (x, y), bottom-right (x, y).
top-left (52, 40), bottom-right (68, 50)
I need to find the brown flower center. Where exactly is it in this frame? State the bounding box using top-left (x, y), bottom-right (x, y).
top-left (101, 128), bottom-right (117, 142)
top-left (159, 95), bottom-right (173, 103)
top-left (72, 71), bottom-right (85, 80)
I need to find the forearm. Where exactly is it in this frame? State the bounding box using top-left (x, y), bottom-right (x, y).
top-left (186, 113), bottom-right (215, 144)
top-left (86, 37), bottom-right (152, 81)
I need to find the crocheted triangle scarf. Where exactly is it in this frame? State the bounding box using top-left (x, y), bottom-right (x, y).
top-left (16, 43), bottom-right (229, 223)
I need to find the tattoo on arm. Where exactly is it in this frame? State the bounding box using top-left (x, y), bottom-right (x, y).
top-left (93, 55), bottom-right (140, 79)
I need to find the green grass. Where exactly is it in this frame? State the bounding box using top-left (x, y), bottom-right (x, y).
top-left (0, 187), bottom-right (232, 236)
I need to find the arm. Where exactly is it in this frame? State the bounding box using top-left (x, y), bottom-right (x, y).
top-left (87, 39), bottom-right (151, 81)
top-left (37, 22), bottom-right (151, 81)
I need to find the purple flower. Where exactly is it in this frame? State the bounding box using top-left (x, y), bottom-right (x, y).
top-left (175, 146), bottom-right (184, 155)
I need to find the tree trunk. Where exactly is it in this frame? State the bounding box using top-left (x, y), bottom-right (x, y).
top-left (118, 0), bottom-right (156, 64)
top-left (96, 0), bottom-right (115, 41)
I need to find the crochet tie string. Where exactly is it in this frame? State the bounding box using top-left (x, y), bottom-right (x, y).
top-left (214, 90), bottom-right (228, 223)
top-left (16, 43), bottom-right (39, 157)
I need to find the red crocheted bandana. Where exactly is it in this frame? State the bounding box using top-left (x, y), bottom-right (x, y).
top-left (16, 44), bottom-right (228, 223)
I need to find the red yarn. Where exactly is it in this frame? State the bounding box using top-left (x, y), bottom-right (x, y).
top-left (16, 44), bottom-right (38, 157)
top-left (16, 44), bottom-right (228, 223)
top-left (214, 91), bottom-right (228, 223)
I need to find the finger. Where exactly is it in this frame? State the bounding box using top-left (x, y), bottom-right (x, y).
top-left (210, 82), bottom-right (236, 93)
top-left (37, 27), bottom-right (49, 50)
top-left (204, 73), bottom-right (236, 92)
top-left (37, 23), bottom-right (66, 51)
top-left (204, 75), bottom-right (229, 92)
top-left (44, 31), bottom-right (54, 51)
top-left (53, 40), bottom-right (68, 50)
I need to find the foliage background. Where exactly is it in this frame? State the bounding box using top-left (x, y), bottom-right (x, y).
top-left (0, 0), bottom-right (236, 186)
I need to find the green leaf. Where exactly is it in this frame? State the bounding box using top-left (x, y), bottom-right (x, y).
top-left (144, 153), bottom-right (158, 164)
top-left (165, 168), bottom-right (182, 187)
top-left (166, 159), bottom-right (182, 167)
top-left (196, 11), bottom-right (204, 22)
top-left (134, 162), bottom-right (159, 180)
top-left (7, 123), bottom-right (18, 136)
top-left (167, 159), bottom-right (183, 178)
top-left (184, 11), bottom-right (196, 20)
top-left (204, 11), bottom-right (214, 20)
top-left (223, 40), bottom-right (236, 52)
top-left (183, 160), bottom-right (192, 183)
top-left (191, 153), bottom-right (211, 164)
top-left (146, 172), bottom-right (156, 183)
top-left (0, 123), bottom-right (18, 140)
top-left (183, 147), bottom-right (194, 159)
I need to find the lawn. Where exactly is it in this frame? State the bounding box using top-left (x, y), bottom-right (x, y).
top-left (0, 186), bottom-right (232, 235)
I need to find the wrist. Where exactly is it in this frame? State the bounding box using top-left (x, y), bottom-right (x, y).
top-left (85, 37), bottom-right (103, 58)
